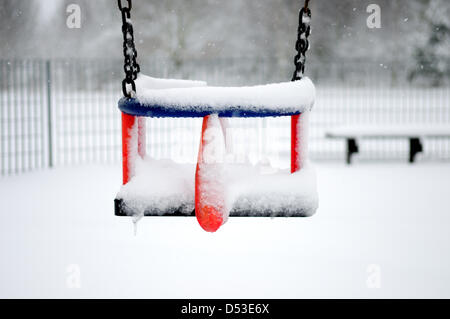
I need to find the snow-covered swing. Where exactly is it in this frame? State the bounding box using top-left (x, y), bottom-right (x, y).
top-left (114, 0), bottom-right (318, 232)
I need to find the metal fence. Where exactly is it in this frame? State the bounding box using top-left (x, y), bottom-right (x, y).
top-left (1, 58), bottom-right (450, 175)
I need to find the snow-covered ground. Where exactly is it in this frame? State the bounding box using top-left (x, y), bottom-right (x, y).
top-left (1, 162), bottom-right (450, 298)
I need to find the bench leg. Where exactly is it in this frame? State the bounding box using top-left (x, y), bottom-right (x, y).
top-left (346, 138), bottom-right (359, 165)
top-left (409, 138), bottom-right (423, 163)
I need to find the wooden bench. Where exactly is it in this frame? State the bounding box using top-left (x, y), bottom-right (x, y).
top-left (325, 125), bottom-right (450, 164)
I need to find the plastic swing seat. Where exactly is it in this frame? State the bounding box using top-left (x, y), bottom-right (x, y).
top-left (114, 0), bottom-right (316, 231)
top-left (114, 75), bottom-right (319, 223)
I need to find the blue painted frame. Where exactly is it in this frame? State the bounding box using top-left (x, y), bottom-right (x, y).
top-left (118, 97), bottom-right (302, 118)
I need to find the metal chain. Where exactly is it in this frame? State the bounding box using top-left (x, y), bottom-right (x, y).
top-left (118, 0), bottom-right (140, 97)
top-left (117, 0), bottom-right (309, 92)
top-left (292, 1), bottom-right (311, 81)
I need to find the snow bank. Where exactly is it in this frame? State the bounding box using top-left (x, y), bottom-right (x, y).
top-left (116, 158), bottom-right (318, 217)
top-left (135, 77), bottom-right (316, 113)
top-left (3, 164), bottom-right (450, 298)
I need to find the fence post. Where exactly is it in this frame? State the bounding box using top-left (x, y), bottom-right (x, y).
top-left (46, 60), bottom-right (53, 168)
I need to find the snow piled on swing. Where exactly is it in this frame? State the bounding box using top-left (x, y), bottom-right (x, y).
top-left (134, 74), bottom-right (316, 114)
top-left (117, 158), bottom-right (318, 218)
top-left (116, 74), bottom-right (318, 219)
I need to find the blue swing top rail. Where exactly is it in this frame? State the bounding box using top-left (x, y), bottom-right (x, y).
top-left (118, 97), bottom-right (304, 118)
top-left (118, 76), bottom-right (315, 118)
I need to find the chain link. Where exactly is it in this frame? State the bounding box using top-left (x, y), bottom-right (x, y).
top-left (118, 0), bottom-right (140, 97)
top-left (292, 3), bottom-right (311, 81)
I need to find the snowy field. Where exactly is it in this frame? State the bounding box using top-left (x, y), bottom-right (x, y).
top-left (1, 162), bottom-right (450, 298)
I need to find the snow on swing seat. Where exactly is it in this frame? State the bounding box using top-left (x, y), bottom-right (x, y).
top-left (119, 74), bottom-right (316, 118)
top-left (115, 158), bottom-right (318, 218)
top-left (115, 74), bottom-right (318, 218)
